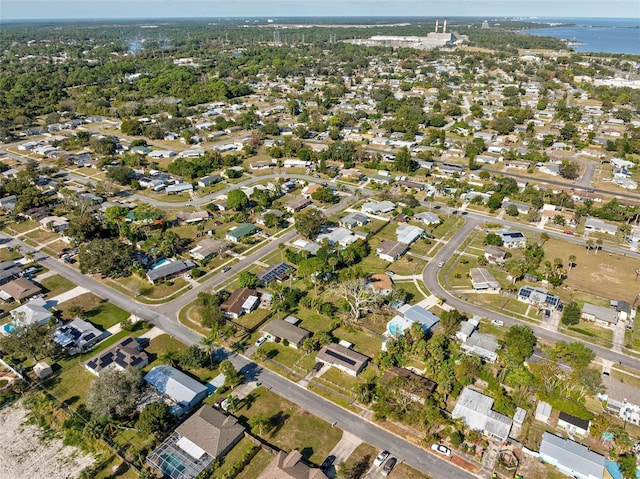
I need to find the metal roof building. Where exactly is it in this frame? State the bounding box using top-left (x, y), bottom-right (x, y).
top-left (452, 387), bottom-right (513, 441)
top-left (145, 365), bottom-right (208, 412)
top-left (539, 432), bottom-right (604, 479)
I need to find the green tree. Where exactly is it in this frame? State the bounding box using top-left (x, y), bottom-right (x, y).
top-left (559, 160), bottom-right (580, 180)
top-left (0, 321), bottom-right (61, 363)
top-left (484, 232), bottom-right (504, 246)
top-left (136, 402), bottom-right (172, 435)
top-left (618, 454), bottom-right (638, 479)
top-left (561, 301), bottom-right (581, 326)
top-left (311, 187), bottom-right (338, 204)
top-left (227, 189), bottom-right (250, 211)
top-left (79, 238), bottom-right (135, 278)
top-left (106, 165), bottom-right (136, 186)
top-left (238, 271), bottom-right (261, 289)
top-left (178, 345), bottom-right (209, 370)
top-left (295, 208), bottom-right (328, 240)
top-left (503, 325), bottom-right (537, 364)
top-left (86, 368), bottom-right (143, 420)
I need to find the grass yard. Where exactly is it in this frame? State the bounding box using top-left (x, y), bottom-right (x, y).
top-left (332, 325), bottom-right (382, 358)
top-left (39, 274), bottom-right (76, 297)
top-left (544, 237), bottom-right (640, 303)
top-left (48, 362), bottom-right (96, 406)
top-left (317, 367), bottom-right (360, 393)
top-left (24, 228), bottom-right (60, 244)
top-left (0, 248), bottom-right (21, 261)
top-left (234, 309), bottom-right (272, 331)
top-left (145, 334), bottom-right (189, 367)
top-left (235, 449), bottom-right (273, 479)
top-left (260, 342), bottom-right (304, 369)
top-left (212, 437), bottom-right (256, 479)
top-left (56, 293), bottom-right (130, 328)
top-left (236, 387), bottom-right (342, 464)
top-left (296, 307), bottom-right (334, 333)
top-left (611, 367), bottom-right (640, 390)
top-left (563, 320), bottom-right (613, 347)
top-left (342, 443), bottom-right (377, 477)
top-left (358, 252), bottom-right (391, 275)
top-left (466, 294), bottom-right (530, 318)
top-left (391, 463), bottom-right (433, 479)
top-left (112, 275), bottom-right (188, 300)
top-left (446, 256), bottom-right (477, 288)
top-left (394, 280), bottom-right (427, 302)
top-left (390, 256), bottom-right (424, 276)
top-left (5, 219), bottom-right (38, 234)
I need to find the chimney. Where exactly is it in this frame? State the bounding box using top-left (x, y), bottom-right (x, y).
top-left (443, 18), bottom-right (448, 33)
top-left (435, 19), bottom-right (439, 33)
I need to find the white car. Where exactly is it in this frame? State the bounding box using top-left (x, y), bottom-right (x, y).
top-left (255, 336), bottom-right (268, 347)
top-left (184, 274), bottom-right (192, 280)
top-left (491, 319), bottom-right (505, 327)
top-left (373, 450), bottom-right (390, 467)
top-left (437, 261), bottom-right (444, 268)
top-left (431, 444), bottom-right (451, 457)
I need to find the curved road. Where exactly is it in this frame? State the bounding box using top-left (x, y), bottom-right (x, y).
top-left (421, 216), bottom-right (640, 371)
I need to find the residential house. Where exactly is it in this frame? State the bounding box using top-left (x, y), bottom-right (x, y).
top-left (197, 175), bottom-right (223, 188)
top-left (557, 412), bottom-right (590, 436)
top-left (0, 195), bottom-right (17, 212)
top-left (585, 218), bottom-right (618, 236)
top-left (539, 432), bottom-right (604, 479)
top-left (250, 159), bottom-right (276, 170)
top-left (176, 211), bottom-right (210, 225)
top-left (84, 336), bottom-right (148, 376)
top-left (502, 200), bottom-right (530, 215)
top-left (166, 182), bottom-right (194, 194)
top-left (148, 150), bottom-right (176, 159)
top-left (461, 331), bottom-right (500, 363)
top-left (226, 223), bottom-right (259, 243)
top-left (396, 224), bottom-right (424, 244)
top-left (33, 362), bottom-right (53, 380)
top-left (189, 239), bottom-right (230, 261)
top-left (257, 209), bottom-right (284, 226)
top-left (256, 262), bottom-right (294, 287)
top-left (146, 260), bottom-right (195, 284)
top-left (368, 274), bottom-right (394, 296)
top-left (260, 320), bottom-right (310, 349)
top-left (539, 164), bottom-right (560, 176)
top-left (316, 343), bottom-right (369, 377)
top-left (484, 245), bottom-right (508, 264)
top-left (147, 406), bottom-right (244, 479)
top-left (452, 387), bottom-right (513, 441)
top-left (301, 183), bottom-right (322, 198)
top-left (517, 286), bottom-right (561, 309)
top-left (0, 261), bottom-right (21, 285)
top-left (339, 212), bottom-right (369, 229)
top-left (39, 216), bottom-right (69, 233)
top-left (316, 227), bottom-right (357, 247)
top-left (257, 450), bottom-right (328, 479)
top-left (498, 230), bottom-right (527, 249)
top-left (284, 197), bottom-right (312, 213)
top-left (581, 303), bottom-right (619, 328)
top-left (144, 365), bottom-right (209, 413)
top-left (8, 298), bottom-right (52, 330)
top-left (414, 212), bottom-right (441, 225)
top-left (54, 318), bottom-right (106, 354)
top-left (283, 159), bottom-right (310, 168)
top-left (221, 288), bottom-right (259, 319)
top-left (0, 278), bottom-right (41, 303)
top-left (376, 240), bottom-right (408, 262)
top-left (469, 268), bottom-right (501, 291)
top-left (361, 200), bottom-right (396, 215)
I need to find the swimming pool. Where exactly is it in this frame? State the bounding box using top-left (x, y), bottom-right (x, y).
top-left (387, 320), bottom-right (406, 338)
top-left (151, 259), bottom-right (173, 270)
top-left (1, 323), bottom-right (15, 336)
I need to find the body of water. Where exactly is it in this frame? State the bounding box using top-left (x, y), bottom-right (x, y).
top-left (522, 17), bottom-right (640, 55)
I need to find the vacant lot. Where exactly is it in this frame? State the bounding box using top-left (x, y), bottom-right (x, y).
top-left (544, 237), bottom-right (640, 303)
top-left (0, 401), bottom-right (94, 479)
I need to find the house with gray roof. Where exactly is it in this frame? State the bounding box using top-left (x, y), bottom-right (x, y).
top-left (260, 320), bottom-right (310, 349)
top-left (361, 200), bottom-right (395, 215)
top-left (539, 432), bottom-right (604, 479)
top-left (498, 230), bottom-right (526, 249)
top-left (585, 218), bottom-right (618, 236)
top-left (396, 224), bottom-right (424, 244)
top-left (316, 343), bottom-right (369, 377)
top-left (316, 227), bottom-right (357, 247)
top-left (339, 212), bottom-right (369, 230)
top-left (258, 450), bottom-right (328, 479)
top-left (166, 182), bottom-right (194, 194)
top-left (0, 261), bottom-right (22, 285)
top-left (376, 240), bottom-right (408, 262)
top-left (469, 268), bottom-right (501, 291)
top-left (581, 303), bottom-right (619, 328)
top-left (147, 405), bottom-right (244, 479)
top-left (414, 212), bottom-right (441, 225)
top-left (9, 298), bottom-right (52, 329)
top-left (54, 318), bottom-right (106, 355)
top-left (146, 260), bottom-right (195, 284)
top-left (452, 387), bottom-right (513, 441)
top-left (85, 336), bottom-right (148, 376)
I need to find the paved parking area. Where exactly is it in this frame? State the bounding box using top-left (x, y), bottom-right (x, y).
top-left (324, 431), bottom-right (362, 478)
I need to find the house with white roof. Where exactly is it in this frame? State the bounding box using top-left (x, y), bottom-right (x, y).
top-left (585, 218), bottom-right (618, 235)
top-left (539, 432), bottom-right (604, 479)
top-left (414, 212), bottom-right (441, 225)
top-left (361, 200), bottom-right (396, 215)
top-left (8, 298), bottom-right (53, 330)
top-left (396, 224), bottom-right (424, 244)
top-left (144, 365), bottom-right (209, 414)
top-left (452, 387), bottom-right (513, 441)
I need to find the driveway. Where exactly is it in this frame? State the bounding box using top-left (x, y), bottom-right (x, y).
top-left (45, 286), bottom-right (88, 308)
top-left (323, 431), bottom-right (363, 478)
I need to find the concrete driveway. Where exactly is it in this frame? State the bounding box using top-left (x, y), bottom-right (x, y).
top-left (324, 431), bottom-right (362, 478)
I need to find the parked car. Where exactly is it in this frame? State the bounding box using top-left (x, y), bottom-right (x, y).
top-left (491, 319), bottom-right (504, 327)
top-left (374, 450), bottom-right (390, 467)
top-left (255, 336), bottom-right (268, 347)
top-left (320, 455), bottom-right (336, 470)
top-left (564, 230), bottom-right (574, 236)
top-left (437, 261), bottom-right (444, 268)
top-left (431, 444), bottom-right (451, 457)
top-left (184, 274), bottom-right (192, 280)
top-left (385, 270), bottom-right (396, 276)
top-left (382, 457), bottom-right (397, 476)
top-left (221, 266), bottom-right (232, 273)
top-left (312, 361), bottom-right (325, 372)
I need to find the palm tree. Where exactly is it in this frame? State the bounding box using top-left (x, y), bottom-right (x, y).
top-left (24, 251), bottom-right (35, 263)
top-left (595, 238), bottom-right (603, 254)
top-left (249, 413), bottom-right (272, 436)
top-left (586, 239), bottom-right (594, 254)
top-left (540, 232), bottom-right (550, 246)
top-left (568, 255), bottom-right (577, 272)
top-left (200, 335), bottom-right (217, 367)
top-left (159, 350), bottom-right (178, 367)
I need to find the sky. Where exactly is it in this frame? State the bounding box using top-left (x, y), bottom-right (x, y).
top-left (1, 0), bottom-right (639, 21)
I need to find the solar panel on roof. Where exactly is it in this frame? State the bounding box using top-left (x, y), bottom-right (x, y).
top-left (520, 288), bottom-right (532, 298)
top-left (324, 348), bottom-right (357, 366)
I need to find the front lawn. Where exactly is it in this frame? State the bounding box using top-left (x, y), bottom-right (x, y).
top-left (39, 274), bottom-right (76, 297)
top-left (57, 293), bottom-right (130, 329)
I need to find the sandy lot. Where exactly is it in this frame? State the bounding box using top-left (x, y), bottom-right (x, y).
top-left (0, 401), bottom-right (95, 479)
